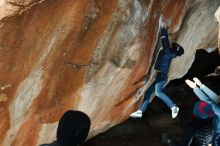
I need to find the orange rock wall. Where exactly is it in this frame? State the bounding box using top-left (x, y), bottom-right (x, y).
top-left (0, 0), bottom-right (219, 145)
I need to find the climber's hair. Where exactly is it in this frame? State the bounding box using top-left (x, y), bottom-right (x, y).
top-left (172, 42), bottom-right (184, 56)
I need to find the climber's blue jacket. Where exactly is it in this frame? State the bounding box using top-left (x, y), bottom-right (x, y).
top-left (154, 28), bottom-right (177, 74)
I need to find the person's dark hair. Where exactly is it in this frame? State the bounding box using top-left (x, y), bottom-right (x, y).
top-left (172, 42), bottom-right (184, 56)
top-left (57, 110), bottom-right (91, 146)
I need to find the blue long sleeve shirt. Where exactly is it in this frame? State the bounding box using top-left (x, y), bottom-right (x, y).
top-left (154, 28), bottom-right (177, 74)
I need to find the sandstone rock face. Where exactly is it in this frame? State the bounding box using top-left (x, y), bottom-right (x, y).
top-left (0, 0), bottom-right (219, 145)
top-left (215, 6), bottom-right (220, 54)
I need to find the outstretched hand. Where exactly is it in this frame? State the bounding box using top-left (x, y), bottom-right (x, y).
top-left (159, 15), bottom-right (167, 28)
top-left (185, 79), bottom-right (197, 89)
top-left (193, 77), bottom-right (202, 87)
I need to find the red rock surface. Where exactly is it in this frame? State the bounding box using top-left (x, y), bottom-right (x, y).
top-left (0, 0), bottom-right (219, 145)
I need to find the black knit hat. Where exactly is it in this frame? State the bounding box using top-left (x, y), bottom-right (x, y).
top-left (57, 110), bottom-right (91, 146)
top-left (172, 42), bottom-right (184, 56)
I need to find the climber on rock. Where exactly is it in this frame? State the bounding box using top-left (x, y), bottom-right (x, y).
top-left (130, 16), bottom-right (184, 119)
top-left (185, 77), bottom-right (220, 146)
top-left (40, 110), bottom-right (91, 146)
top-left (162, 101), bottom-right (214, 146)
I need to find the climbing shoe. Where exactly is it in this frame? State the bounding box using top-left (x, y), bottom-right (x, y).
top-left (171, 106), bottom-right (179, 118)
top-left (130, 110), bottom-right (142, 118)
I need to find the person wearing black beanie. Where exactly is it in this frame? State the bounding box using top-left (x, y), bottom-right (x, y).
top-left (40, 110), bottom-right (91, 146)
